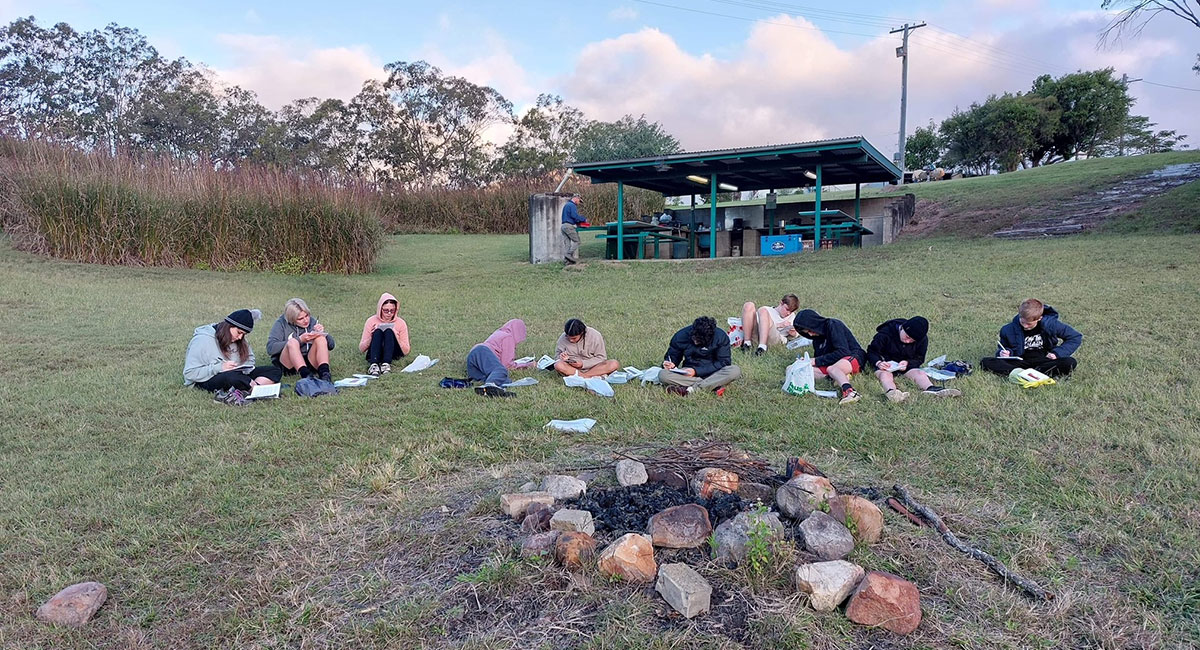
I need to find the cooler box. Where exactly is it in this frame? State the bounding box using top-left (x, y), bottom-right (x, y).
top-left (760, 234), bottom-right (802, 256)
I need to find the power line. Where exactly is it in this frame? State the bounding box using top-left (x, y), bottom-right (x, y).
top-left (1140, 79), bottom-right (1200, 92)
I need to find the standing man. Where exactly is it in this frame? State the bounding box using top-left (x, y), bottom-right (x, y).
top-left (561, 194), bottom-right (589, 265)
top-left (661, 316), bottom-right (742, 396)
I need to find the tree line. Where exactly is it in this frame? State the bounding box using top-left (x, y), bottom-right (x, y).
top-left (0, 17), bottom-right (682, 189)
top-left (905, 68), bottom-right (1186, 175)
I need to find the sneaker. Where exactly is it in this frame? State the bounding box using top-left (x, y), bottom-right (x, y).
top-left (714, 386), bottom-right (726, 397)
top-left (368, 363), bottom-right (381, 376)
top-left (380, 363), bottom-right (392, 374)
top-left (665, 385), bottom-right (690, 397)
top-left (319, 372), bottom-right (332, 383)
top-left (753, 346), bottom-right (766, 356)
top-left (838, 387), bottom-right (861, 405)
top-left (923, 385), bottom-right (962, 397)
top-left (740, 342), bottom-right (753, 353)
top-left (218, 388), bottom-right (248, 407)
top-left (212, 389), bottom-right (231, 404)
top-left (886, 388), bottom-right (909, 403)
top-left (475, 383), bottom-right (515, 398)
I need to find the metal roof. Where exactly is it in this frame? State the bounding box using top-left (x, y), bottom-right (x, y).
top-left (571, 136), bottom-right (901, 196)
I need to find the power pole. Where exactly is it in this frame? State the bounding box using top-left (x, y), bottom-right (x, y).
top-left (1118, 73), bottom-right (1141, 156)
top-left (890, 22), bottom-right (926, 176)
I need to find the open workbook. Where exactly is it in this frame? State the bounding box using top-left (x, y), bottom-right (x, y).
top-left (246, 383), bottom-right (280, 400)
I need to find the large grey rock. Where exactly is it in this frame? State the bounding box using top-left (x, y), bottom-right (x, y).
top-left (541, 474), bottom-right (587, 500)
top-left (647, 504), bottom-right (712, 549)
top-left (500, 491), bottom-right (555, 520)
top-left (550, 508), bottom-right (595, 535)
top-left (799, 511), bottom-right (855, 560)
top-left (794, 560), bottom-right (864, 611)
top-left (35, 582), bottom-right (107, 627)
top-left (656, 563), bottom-right (712, 618)
top-left (775, 474), bottom-right (835, 519)
top-left (711, 510), bottom-right (785, 565)
top-left (615, 459), bottom-right (648, 486)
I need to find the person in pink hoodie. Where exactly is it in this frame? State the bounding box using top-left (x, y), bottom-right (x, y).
top-left (358, 293), bottom-right (411, 375)
top-left (467, 319), bottom-right (532, 397)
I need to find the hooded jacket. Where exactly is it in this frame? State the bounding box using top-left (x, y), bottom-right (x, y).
top-left (997, 305), bottom-right (1082, 357)
top-left (481, 319), bottom-right (531, 369)
top-left (664, 323), bottom-right (732, 378)
top-left (555, 326), bottom-right (609, 370)
top-left (866, 318), bottom-right (928, 370)
top-left (183, 323), bottom-right (255, 386)
top-left (792, 309), bottom-right (867, 368)
top-left (265, 312), bottom-right (335, 360)
top-left (358, 292), bottom-right (411, 355)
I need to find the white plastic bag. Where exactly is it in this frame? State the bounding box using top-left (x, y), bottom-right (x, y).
top-left (782, 353), bottom-right (815, 396)
top-left (402, 354), bottom-right (439, 373)
top-left (605, 371), bottom-right (629, 384)
top-left (727, 316), bottom-right (744, 348)
top-left (640, 367), bottom-right (663, 385)
top-left (545, 418), bottom-right (598, 434)
top-left (564, 374), bottom-right (614, 397)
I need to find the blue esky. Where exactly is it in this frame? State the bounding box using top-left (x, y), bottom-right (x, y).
top-left (3, 0), bottom-right (1196, 153)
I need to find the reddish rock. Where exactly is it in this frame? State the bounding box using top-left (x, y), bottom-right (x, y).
top-left (521, 502), bottom-right (553, 533)
top-left (555, 531), bottom-right (598, 570)
top-left (648, 504), bottom-right (713, 548)
top-left (692, 468), bottom-right (739, 499)
top-left (597, 533), bottom-right (657, 583)
top-left (521, 531), bottom-right (560, 558)
top-left (35, 582), bottom-right (107, 627)
top-left (827, 495), bottom-right (884, 545)
top-left (845, 571), bottom-right (922, 635)
top-left (736, 481), bottom-right (774, 504)
top-left (646, 466), bottom-right (688, 490)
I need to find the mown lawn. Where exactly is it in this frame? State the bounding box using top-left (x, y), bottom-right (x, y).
top-left (1, 232), bottom-right (1198, 648)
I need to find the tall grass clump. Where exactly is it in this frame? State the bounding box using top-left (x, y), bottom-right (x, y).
top-left (0, 139), bottom-right (383, 274)
top-left (379, 174), bottom-right (664, 234)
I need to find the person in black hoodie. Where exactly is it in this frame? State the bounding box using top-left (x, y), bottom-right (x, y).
top-left (866, 316), bottom-right (962, 403)
top-left (792, 309), bottom-right (867, 404)
top-left (661, 316), bottom-right (742, 396)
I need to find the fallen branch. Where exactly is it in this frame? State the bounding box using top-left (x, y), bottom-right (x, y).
top-left (893, 484), bottom-right (1053, 602)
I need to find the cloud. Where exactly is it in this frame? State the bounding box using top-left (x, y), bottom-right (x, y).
top-left (608, 6), bottom-right (638, 21)
top-left (418, 29), bottom-right (539, 108)
top-left (211, 34), bottom-right (385, 109)
top-left (559, 8), bottom-right (1198, 155)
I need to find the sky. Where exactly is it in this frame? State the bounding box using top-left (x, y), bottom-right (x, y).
top-left (3, 0), bottom-right (1197, 158)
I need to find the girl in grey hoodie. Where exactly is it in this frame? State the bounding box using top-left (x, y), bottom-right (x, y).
top-left (183, 309), bottom-right (282, 398)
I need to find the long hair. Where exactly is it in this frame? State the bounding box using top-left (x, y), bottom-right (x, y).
top-left (564, 318), bottom-right (586, 338)
top-left (690, 316), bottom-right (716, 346)
top-left (214, 321), bottom-right (249, 363)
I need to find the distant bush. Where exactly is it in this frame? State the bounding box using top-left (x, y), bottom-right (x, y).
top-left (380, 174), bottom-right (665, 234)
top-left (0, 139), bottom-right (383, 274)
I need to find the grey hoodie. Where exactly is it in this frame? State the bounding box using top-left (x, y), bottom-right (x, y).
top-left (265, 314), bottom-right (335, 360)
top-left (183, 324), bottom-right (256, 386)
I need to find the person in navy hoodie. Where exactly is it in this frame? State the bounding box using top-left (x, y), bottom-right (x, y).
top-left (660, 316), bottom-right (742, 396)
top-left (867, 316), bottom-right (962, 403)
top-left (792, 309), bottom-right (868, 405)
top-left (981, 299), bottom-right (1082, 378)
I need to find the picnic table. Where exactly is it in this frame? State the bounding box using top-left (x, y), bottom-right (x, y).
top-left (779, 209), bottom-right (872, 246)
top-left (579, 221), bottom-right (687, 259)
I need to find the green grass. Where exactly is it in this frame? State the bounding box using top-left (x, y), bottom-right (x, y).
top-left (1, 232), bottom-right (1198, 648)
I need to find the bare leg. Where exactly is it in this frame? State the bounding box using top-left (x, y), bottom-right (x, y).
top-left (306, 335), bottom-right (330, 367)
top-left (252, 376), bottom-right (275, 386)
top-left (904, 368), bottom-right (933, 390)
top-left (580, 359), bottom-right (621, 378)
top-left (740, 302), bottom-right (757, 347)
top-left (824, 358), bottom-right (855, 386)
top-left (279, 338), bottom-right (306, 370)
top-left (553, 360), bottom-right (578, 376)
top-left (756, 306), bottom-right (775, 347)
top-left (875, 369), bottom-right (898, 392)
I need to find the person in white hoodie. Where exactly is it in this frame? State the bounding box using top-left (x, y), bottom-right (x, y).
top-left (183, 309), bottom-right (281, 405)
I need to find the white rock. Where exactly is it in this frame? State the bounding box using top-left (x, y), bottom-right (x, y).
top-left (794, 560), bottom-right (865, 611)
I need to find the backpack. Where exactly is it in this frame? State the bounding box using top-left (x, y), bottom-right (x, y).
top-left (294, 377), bottom-right (338, 397)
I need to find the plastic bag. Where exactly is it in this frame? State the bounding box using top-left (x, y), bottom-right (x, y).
top-left (544, 418), bottom-right (598, 434)
top-left (727, 316), bottom-right (744, 348)
top-left (402, 354), bottom-right (439, 373)
top-left (782, 353), bottom-right (815, 396)
top-left (640, 367), bottom-right (662, 385)
top-left (565, 374), bottom-right (614, 398)
top-left (605, 371), bottom-right (629, 384)
top-left (502, 377), bottom-right (539, 388)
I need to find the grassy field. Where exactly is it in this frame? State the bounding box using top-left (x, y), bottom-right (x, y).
top-left (1, 231), bottom-right (1198, 648)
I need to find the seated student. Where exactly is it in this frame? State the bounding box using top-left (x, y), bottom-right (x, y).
top-left (739, 293), bottom-right (801, 355)
top-left (467, 319), bottom-right (534, 397)
top-left (359, 292), bottom-right (411, 376)
top-left (661, 316), bottom-right (742, 396)
top-left (554, 318), bottom-right (620, 378)
top-left (183, 309), bottom-right (281, 405)
top-left (981, 298), bottom-right (1082, 378)
top-left (266, 298), bottom-right (335, 383)
top-left (793, 309), bottom-right (868, 405)
top-left (867, 316), bottom-right (962, 402)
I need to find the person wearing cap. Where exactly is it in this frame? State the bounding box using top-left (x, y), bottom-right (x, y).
top-left (866, 316), bottom-right (961, 402)
top-left (183, 309), bottom-right (281, 403)
top-left (560, 195), bottom-right (589, 265)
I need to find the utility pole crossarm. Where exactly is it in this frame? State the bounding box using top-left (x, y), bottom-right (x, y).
top-left (890, 22), bottom-right (926, 177)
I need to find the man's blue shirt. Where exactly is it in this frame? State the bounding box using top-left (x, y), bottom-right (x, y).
top-left (561, 201), bottom-right (586, 225)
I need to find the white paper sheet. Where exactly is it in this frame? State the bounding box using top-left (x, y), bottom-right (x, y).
top-left (544, 418), bottom-right (597, 434)
top-left (401, 354), bottom-right (439, 373)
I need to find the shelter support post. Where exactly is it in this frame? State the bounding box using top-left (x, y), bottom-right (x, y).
top-left (689, 195), bottom-right (696, 258)
top-left (855, 183), bottom-right (862, 247)
top-left (617, 181), bottom-right (624, 260)
top-left (710, 173), bottom-right (717, 259)
top-left (814, 165), bottom-right (822, 251)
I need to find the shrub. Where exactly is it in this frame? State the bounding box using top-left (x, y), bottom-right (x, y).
top-left (0, 139), bottom-right (383, 274)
